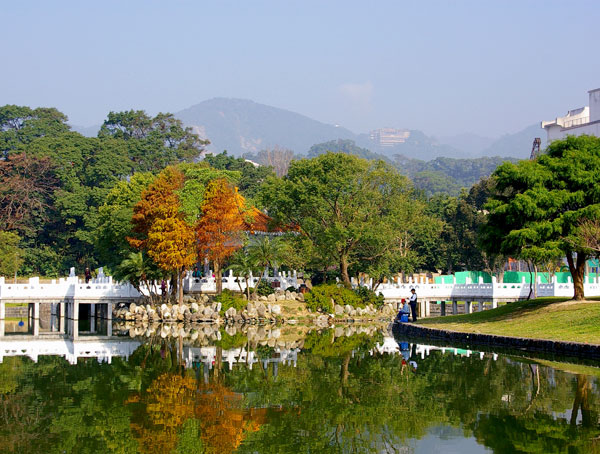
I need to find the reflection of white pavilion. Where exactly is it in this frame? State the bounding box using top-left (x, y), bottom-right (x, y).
top-left (182, 346), bottom-right (300, 371)
top-left (0, 338), bottom-right (141, 365)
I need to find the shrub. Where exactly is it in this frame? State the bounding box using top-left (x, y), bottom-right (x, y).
top-left (214, 289), bottom-right (246, 312)
top-left (304, 284), bottom-right (361, 312)
top-left (285, 286), bottom-right (296, 292)
top-left (305, 284), bottom-right (385, 312)
top-left (353, 286), bottom-right (385, 309)
top-left (254, 280), bottom-right (273, 297)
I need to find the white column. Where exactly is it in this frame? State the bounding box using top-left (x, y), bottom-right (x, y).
top-left (72, 301), bottom-right (79, 340)
top-left (33, 301), bottom-right (40, 336)
top-left (59, 302), bottom-right (65, 333)
top-left (90, 303), bottom-right (96, 333)
top-left (465, 301), bottom-right (472, 314)
top-left (0, 302), bottom-right (5, 337)
top-left (452, 300), bottom-right (458, 315)
top-left (107, 303), bottom-right (113, 337)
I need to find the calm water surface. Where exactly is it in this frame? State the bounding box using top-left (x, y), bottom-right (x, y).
top-left (0, 325), bottom-right (598, 453)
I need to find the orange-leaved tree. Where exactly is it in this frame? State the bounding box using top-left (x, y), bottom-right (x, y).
top-left (129, 166), bottom-right (196, 303)
top-left (196, 179), bottom-right (247, 293)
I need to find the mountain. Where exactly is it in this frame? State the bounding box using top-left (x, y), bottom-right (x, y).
top-left (363, 130), bottom-right (471, 161)
top-left (437, 133), bottom-right (495, 157)
top-left (480, 123), bottom-right (546, 159)
top-left (175, 98), bottom-right (356, 156)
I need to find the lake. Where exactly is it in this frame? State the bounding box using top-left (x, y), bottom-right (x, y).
top-left (0, 323), bottom-right (598, 453)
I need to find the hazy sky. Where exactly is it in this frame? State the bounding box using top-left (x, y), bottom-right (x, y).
top-left (2, 0), bottom-right (598, 137)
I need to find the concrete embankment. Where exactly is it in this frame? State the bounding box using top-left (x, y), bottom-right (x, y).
top-left (391, 322), bottom-right (600, 360)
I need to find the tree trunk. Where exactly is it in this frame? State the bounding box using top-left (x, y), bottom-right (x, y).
top-left (215, 260), bottom-right (223, 294)
top-left (340, 254), bottom-right (351, 288)
top-left (245, 277), bottom-right (250, 300)
top-left (527, 261), bottom-right (533, 300)
top-left (177, 270), bottom-right (183, 305)
top-left (533, 264), bottom-right (538, 299)
top-left (566, 251), bottom-right (586, 300)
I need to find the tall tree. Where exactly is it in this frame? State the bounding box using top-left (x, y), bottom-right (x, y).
top-left (99, 110), bottom-right (209, 172)
top-left (129, 166), bottom-right (194, 303)
top-left (482, 135), bottom-right (600, 300)
top-left (0, 152), bottom-right (58, 237)
top-left (0, 231), bottom-right (23, 279)
top-left (196, 179), bottom-right (247, 293)
top-left (261, 153), bottom-right (419, 286)
top-left (0, 105), bottom-right (70, 156)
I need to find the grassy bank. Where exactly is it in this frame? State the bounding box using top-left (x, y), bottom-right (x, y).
top-left (418, 297), bottom-right (600, 344)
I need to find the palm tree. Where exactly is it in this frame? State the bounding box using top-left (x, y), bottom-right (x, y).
top-left (247, 236), bottom-right (288, 295)
top-left (227, 249), bottom-right (259, 300)
top-left (113, 251), bottom-right (162, 303)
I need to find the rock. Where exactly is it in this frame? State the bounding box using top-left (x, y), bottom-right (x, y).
top-left (225, 307), bottom-right (237, 318)
top-left (201, 295), bottom-right (209, 303)
top-left (271, 304), bottom-right (281, 315)
top-left (247, 307), bottom-right (258, 319)
top-left (314, 314), bottom-right (330, 328)
top-left (270, 328), bottom-right (281, 339)
top-left (233, 314), bottom-right (243, 324)
top-left (267, 293), bottom-right (276, 302)
top-left (191, 302), bottom-right (199, 313)
top-left (203, 307), bottom-right (214, 317)
top-left (246, 302), bottom-right (255, 312)
top-left (297, 292), bottom-right (305, 301)
top-left (260, 295), bottom-right (268, 301)
top-left (256, 303), bottom-right (268, 318)
top-left (350, 309), bottom-right (357, 317)
top-left (215, 302), bottom-right (222, 312)
top-left (344, 304), bottom-right (353, 314)
top-left (183, 295), bottom-right (194, 303)
top-left (335, 327), bottom-right (345, 337)
top-left (276, 293), bottom-right (286, 301)
top-left (129, 302), bottom-right (137, 313)
top-left (285, 290), bottom-right (292, 300)
top-left (334, 304), bottom-right (344, 315)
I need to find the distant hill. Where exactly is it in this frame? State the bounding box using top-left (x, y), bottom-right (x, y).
top-left (175, 98), bottom-right (356, 156)
top-left (480, 123), bottom-right (546, 159)
top-left (437, 133), bottom-right (495, 157)
top-left (305, 139), bottom-right (518, 197)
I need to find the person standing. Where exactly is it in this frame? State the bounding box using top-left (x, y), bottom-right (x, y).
top-left (84, 267), bottom-right (92, 284)
top-left (409, 288), bottom-right (418, 322)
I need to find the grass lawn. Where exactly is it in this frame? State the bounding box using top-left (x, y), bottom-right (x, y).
top-left (418, 297), bottom-right (600, 344)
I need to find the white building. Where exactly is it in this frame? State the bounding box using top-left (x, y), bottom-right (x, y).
top-left (369, 128), bottom-right (410, 147)
top-left (542, 88), bottom-right (600, 143)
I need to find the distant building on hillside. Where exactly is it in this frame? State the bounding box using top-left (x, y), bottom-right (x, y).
top-left (542, 88), bottom-right (600, 143)
top-left (369, 128), bottom-right (410, 147)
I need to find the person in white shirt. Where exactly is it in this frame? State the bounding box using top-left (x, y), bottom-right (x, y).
top-left (409, 288), bottom-right (418, 321)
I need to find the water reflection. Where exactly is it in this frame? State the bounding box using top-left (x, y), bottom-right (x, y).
top-left (0, 325), bottom-right (598, 453)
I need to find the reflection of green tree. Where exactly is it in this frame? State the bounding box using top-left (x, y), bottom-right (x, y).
top-left (0, 334), bottom-right (599, 454)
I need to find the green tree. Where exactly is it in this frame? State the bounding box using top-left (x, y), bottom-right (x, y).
top-left (227, 246), bottom-right (260, 299)
top-left (99, 110), bottom-right (208, 172)
top-left (482, 135), bottom-right (600, 300)
top-left (95, 172), bottom-right (156, 271)
top-left (0, 231), bottom-right (23, 278)
top-left (204, 151), bottom-right (274, 202)
top-left (261, 153), bottom-right (418, 286)
top-left (246, 236), bottom-right (288, 294)
top-left (0, 105), bottom-right (70, 156)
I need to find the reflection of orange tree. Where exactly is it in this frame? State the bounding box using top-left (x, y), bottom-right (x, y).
top-left (128, 373), bottom-right (196, 454)
top-left (128, 372), bottom-right (266, 454)
top-left (195, 381), bottom-right (264, 454)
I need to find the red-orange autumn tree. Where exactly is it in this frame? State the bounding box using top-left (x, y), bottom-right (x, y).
top-left (129, 166), bottom-right (196, 304)
top-left (196, 179), bottom-right (247, 293)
